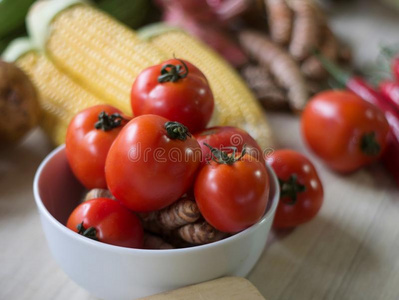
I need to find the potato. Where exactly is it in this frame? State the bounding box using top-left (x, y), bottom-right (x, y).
top-left (0, 60), bottom-right (40, 144)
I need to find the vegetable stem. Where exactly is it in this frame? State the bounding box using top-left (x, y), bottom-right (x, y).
top-left (203, 143), bottom-right (246, 165)
top-left (313, 50), bottom-right (351, 85)
top-left (158, 59), bottom-right (189, 83)
top-left (360, 132), bottom-right (381, 156)
top-left (77, 222), bottom-right (98, 241)
top-left (95, 111), bottom-right (126, 131)
top-left (165, 121), bottom-right (191, 141)
top-left (279, 174), bottom-right (306, 205)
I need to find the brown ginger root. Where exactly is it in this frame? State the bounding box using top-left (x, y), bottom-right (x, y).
top-left (83, 188), bottom-right (115, 202)
top-left (241, 64), bottom-right (289, 110)
top-left (143, 233), bottom-right (174, 250)
top-left (287, 0), bottom-right (321, 61)
top-left (0, 60), bottom-right (40, 144)
top-left (239, 30), bottom-right (309, 112)
top-left (265, 0), bottom-right (293, 46)
top-left (138, 195), bottom-right (201, 230)
top-left (301, 26), bottom-right (338, 79)
top-left (177, 221), bottom-right (228, 245)
top-left (141, 220), bottom-right (171, 237)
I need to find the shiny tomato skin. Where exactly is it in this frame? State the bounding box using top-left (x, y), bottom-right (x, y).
top-left (66, 105), bottom-right (130, 189)
top-left (66, 198), bottom-right (143, 248)
top-left (266, 150), bottom-right (323, 228)
top-left (301, 90), bottom-right (390, 173)
top-left (105, 115), bottom-right (202, 212)
top-left (194, 154), bottom-right (269, 233)
top-left (131, 59), bottom-right (214, 133)
top-left (194, 126), bottom-right (264, 165)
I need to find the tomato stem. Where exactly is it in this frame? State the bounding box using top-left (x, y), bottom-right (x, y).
top-left (165, 121), bottom-right (191, 141)
top-left (279, 174), bottom-right (306, 205)
top-left (158, 59), bottom-right (189, 83)
top-left (203, 143), bottom-right (246, 165)
top-left (77, 222), bottom-right (98, 241)
top-left (380, 45), bottom-right (397, 60)
top-left (361, 132), bottom-right (381, 156)
top-left (95, 111), bottom-right (127, 131)
top-left (313, 49), bottom-right (351, 85)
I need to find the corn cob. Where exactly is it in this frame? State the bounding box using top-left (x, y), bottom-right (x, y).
top-left (28, 0), bottom-right (167, 115)
top-left (27, 0), bottom-right (274, 148)
top-left (3, 38), bottom-right (105, 145)
top-left (139, 25), bottom-right (275, 149)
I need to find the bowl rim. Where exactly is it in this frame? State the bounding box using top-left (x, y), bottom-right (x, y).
top-left (33, 144), bottom-right (280, 256)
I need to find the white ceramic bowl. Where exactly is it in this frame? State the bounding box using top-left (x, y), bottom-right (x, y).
top-left (33, 145), bottom-right (280, 300)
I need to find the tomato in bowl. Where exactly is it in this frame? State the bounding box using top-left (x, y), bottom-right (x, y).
top-left (33, 145), bottom-right (280, 300)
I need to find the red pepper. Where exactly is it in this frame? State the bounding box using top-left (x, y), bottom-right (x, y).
top-left (392, 56), bottom-right (399, 81)
top-left (381, 47), bottom-right (399, 82)
top-left (317, 53), bottom-right (399, 186)
top-left (346, 77), bottom-right (399, 139)
top-left (379, 80), bottom-right (399, 110)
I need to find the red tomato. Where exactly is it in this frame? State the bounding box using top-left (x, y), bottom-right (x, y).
top-left (105, 115), bottom-right (201, 212)
top-left (194, 126), bottom-right (264, 165)
top-left (194, 147), bottom-right (269, 233)
top-left (266, 150), bottom-right (323, 228)
top-left (66, 198), bottom-right (143, 248)
top-left (66, 105), bottom-right (130, 189)
top-left (301, 90), bottom-right (390, 173)
top-left (131, 58), bottom-right (214, 133)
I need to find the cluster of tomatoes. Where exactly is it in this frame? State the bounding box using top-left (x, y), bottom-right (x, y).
top-left (65, 59), bottom-right (274, 248)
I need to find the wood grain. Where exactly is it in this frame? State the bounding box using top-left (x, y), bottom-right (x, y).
top-left (249, 113), bottom-right (399, 300)
top-left (137, 277), bottom-right (265, 300)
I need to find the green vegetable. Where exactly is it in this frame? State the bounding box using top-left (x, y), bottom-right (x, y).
top-left (0, 0), bottom-right (35, 39)
top-left (94, 0), bottom-right (150, 29)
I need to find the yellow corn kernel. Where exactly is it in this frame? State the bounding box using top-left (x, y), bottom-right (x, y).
top-left (15, 51), bottom-right (105, 144)
top-left (45, 4), bottom-right (167, 114)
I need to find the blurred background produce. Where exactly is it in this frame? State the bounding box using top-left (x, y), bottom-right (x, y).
top-left (0, 0), bottom-right (152, 53)
top-left (93, 0), bottom-right (151, 29)
top-left (0, 0), bottom-right (352, 150)
top-left (0, 0), bottom-right (35, 53)
top-left (0, 60), bottom-right (40, 144)
top-left (155, 0), bottom-right (350, 112)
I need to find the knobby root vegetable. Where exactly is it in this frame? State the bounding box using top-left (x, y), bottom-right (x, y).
top-left (143, 233), bottom-right (174, 250)
top-left (241, 64), bottom-right (288, 110)
top-left (0, 60), bottom-right (40, 144)
top-left (239, 30), bottom-right (309, 112)
top-left (301, 26), bottom-right (338, 79)
top-left (83, 190), bottom-right (228, 247)
top-left (142, 217), bottom-right (227, 246)
top-left (141, 220), bottom-right (171, 237)
top-left (161, 2), bottom-right (248, 67)
top-left (265, 0), bottom-right (293, 46)
top-left (287, 0), bottom-right (321, 61)
top-left (138, 195), bottom-right (201, 230)
top-left (83, 188), bottom-right (115, 202)
top-left (177, 221), bottom-right (228, 245)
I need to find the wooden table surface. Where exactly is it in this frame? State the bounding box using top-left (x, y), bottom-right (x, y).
top-left (1, 1), bottom-right (399, 300)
